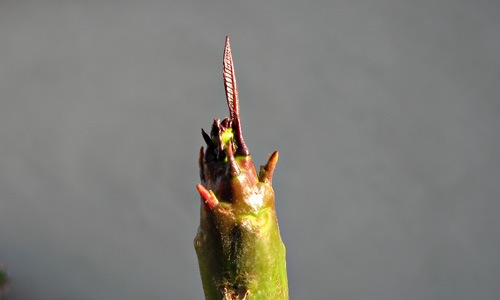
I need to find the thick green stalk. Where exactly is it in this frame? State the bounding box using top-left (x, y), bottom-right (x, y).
top-left (194, 37), bottom-right (288, 300)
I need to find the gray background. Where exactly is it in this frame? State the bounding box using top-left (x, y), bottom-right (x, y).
top-left (0, 0), bottom-right (499, 299)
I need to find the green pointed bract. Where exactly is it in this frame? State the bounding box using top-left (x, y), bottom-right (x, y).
top-left (195, 37), bottom-right (288, 300)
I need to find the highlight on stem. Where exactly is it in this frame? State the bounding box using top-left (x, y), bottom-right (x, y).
top-left (194, 37), bottom-right (289, 300)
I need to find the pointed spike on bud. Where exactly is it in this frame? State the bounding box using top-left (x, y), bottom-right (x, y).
top-left (196, 184), bottom-right (219, 209)
top-left (259, 151), bottom-right (279, 184)
top-left (225, 142), bottom-right (240, 176)
top-left (201, 129), bottom-right (212, 146)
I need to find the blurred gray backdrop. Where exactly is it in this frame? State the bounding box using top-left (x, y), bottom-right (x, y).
top-left (0, 0), bottom-right (499, 299)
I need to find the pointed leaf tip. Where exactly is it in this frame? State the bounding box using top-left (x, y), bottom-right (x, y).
top-left (196, 184), bottom-right (219, 209)
top-left (259, 151), bottom-right (279, 184)
top-left (223, 36), bottom-right (238, 120)
top-left (201, 128), bottom-right (212, 146)
top-left (222, 37), bottom-right (249, 156)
